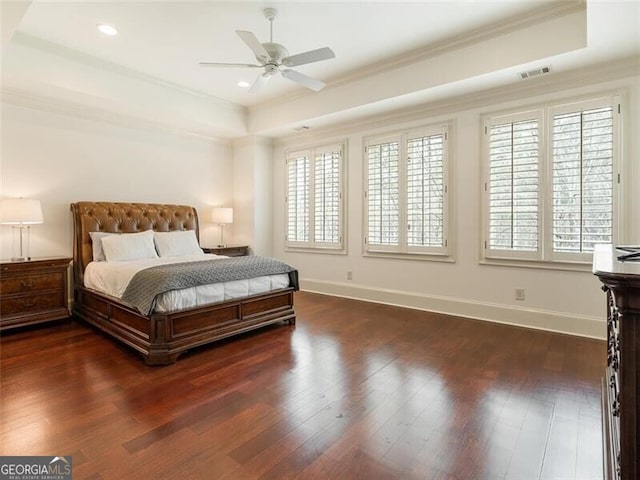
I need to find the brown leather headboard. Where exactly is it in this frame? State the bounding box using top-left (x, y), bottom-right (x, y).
top-left (70, 202), bottom-right (199, 285)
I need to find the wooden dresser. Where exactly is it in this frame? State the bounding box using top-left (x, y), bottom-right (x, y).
top-left (0, 257), bottom-right (72, 331)
top-left (593, 244), bottom-right (639, 480)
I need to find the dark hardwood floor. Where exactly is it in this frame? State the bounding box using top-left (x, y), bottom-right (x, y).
top-left (1, 292), bottom-right (605, 479)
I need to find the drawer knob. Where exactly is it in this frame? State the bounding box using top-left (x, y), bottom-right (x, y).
top-left (21, 280), bottom-right (36, 288)
top-left (22, 299), bottom-right (36, 308)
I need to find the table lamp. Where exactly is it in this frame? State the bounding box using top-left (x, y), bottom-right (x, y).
top-left (0, 198), bottom-right (44, 261)
top-left (211, 207), bottom-right (233, 247)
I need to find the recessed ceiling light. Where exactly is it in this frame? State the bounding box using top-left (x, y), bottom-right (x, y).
top-left (237, 81), bottom-right (250, 88)
top-left (97, 24), bottom-right (118, 36)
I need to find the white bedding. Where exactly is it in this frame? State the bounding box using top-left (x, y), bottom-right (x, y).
top-left (84, 254), bottom-right (290, 313)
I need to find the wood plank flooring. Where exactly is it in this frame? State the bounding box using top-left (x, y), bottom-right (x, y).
top-left (1, 292), bottom-right (605, 479)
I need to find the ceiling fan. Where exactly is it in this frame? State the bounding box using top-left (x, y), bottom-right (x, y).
top-left (199, 7), bottom-right (335, 93)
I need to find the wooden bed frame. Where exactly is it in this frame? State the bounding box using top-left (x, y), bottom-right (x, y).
top-left (70, 202), bottom-right (295, 365)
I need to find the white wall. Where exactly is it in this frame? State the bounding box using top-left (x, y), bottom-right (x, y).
top-left (2, 57), bottom-right (636, 340)
top-left (0, 101), bottom-right (233, 259)
top-left (272, 72), bottom-right (640, 339)
top-left (232, 136), bottom-right (274, 256)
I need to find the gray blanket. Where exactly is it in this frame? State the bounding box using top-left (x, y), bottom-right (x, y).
top-left (121, 256), bottom-right (299, 315)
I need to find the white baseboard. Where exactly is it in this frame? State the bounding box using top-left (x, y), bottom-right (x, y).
top-left (300, 278), bottom-right (606, 340)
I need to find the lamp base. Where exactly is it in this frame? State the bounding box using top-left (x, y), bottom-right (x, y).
top-left (11, 226), bottom-right (31, 262)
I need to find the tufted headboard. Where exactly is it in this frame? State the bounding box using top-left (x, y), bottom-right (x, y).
top-left (70, 202), bottom-right (199, 285)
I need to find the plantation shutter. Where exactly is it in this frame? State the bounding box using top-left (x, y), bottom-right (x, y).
top-left (366, 140), bottom-right (400, 248)
top-left (552, 105), bottom-right (614, 254)
top-left (407, 132), bottom-right (445, 248)
top-left (487, 116), bottom-right (540, 255)
top-left (286, 144), bottom-right (344, 251)
top-left (314, 147), bottom-right (342, 245)
top-left (286, 152), bottom-right (310, 243)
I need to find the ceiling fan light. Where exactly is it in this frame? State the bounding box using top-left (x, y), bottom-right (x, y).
top-left (97, 24), bottom-right (118, 36)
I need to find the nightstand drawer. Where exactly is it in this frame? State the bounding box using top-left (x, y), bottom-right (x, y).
top-left (203, 245), bottom-right (249, 257)
top-left (1, 272), bottom-right (64, 295)
top-left (0, 291), bottom-right (66, 317)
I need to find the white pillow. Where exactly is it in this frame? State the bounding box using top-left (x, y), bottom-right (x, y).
top-left (101, 230), bottom-right (158, 262)
top-left (89, 231), bottom-right (115, 262)
top-left (154, 230), bottom-right (203, 258)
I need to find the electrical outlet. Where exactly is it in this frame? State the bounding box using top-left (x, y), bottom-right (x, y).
top-left (515, 288), bottom-right (525, 301)
top-left (347, 271), bottom-right (353, 280)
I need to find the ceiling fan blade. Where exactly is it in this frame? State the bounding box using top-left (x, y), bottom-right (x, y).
top-left (236, 30), bottom-right (270, 64)
top-left (199, 62), bottom-right (262, 68)
top-left (248, 72), bottom-right (272, 93)
top-left (282, 47), bottom-right (335, 67)
top-left (281, 69), bottom-right (325, 92)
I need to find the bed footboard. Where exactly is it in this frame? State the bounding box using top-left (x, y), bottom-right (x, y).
top-left (73, 286), bottom-right (296, 365)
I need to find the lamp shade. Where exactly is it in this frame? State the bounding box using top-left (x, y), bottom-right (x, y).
top-left (0, 199), bottom-right (44, 225)
top-left (211, 207), bottom-right (233, 224)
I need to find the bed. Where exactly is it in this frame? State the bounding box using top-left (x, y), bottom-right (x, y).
top-left (70, 201), bottom-right (297, 365)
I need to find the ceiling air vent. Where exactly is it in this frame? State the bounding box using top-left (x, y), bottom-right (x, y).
top-left (519, 66), bottom-right (550, 79)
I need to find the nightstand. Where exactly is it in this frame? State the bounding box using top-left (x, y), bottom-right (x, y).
top-left (0, 257), bottom-right (72, 331)
top-left (202, 245), bottom-right (249, 257)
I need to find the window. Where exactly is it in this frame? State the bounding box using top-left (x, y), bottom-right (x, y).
top-left (482, 96), bottom-right (620, 264)
top-left (551, 103), bottom-right (614, 258)
top-left (285, 143), bottom-right (345, 251)
top-left (364, 125), bottom-right (450, 257)
top-left (485, 111), bottom-right (542, 260)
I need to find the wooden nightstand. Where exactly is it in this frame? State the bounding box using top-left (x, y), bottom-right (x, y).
top-left (0, 257), bottom-right (72, 331)
top-left (202, 245), bottom-right (249, 257)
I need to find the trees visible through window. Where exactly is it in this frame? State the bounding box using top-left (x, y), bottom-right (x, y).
top-left (365, 125), bottom-right (450, 257)
top-left (286, 144), bottom-right (344, 251)
top-left (483, 96), bottom-right (619, 263)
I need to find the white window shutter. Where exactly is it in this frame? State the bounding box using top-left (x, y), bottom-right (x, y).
top-left (482, 96), bottom-right (619, 265)
top-left (364, 126), bottom-right (450, 257)
top-left (286, 144), bottom-right (345, 251)
top-left (314, 149), bottom-right (341, 244)
top-left (487, 118), bottom-right (540, 254)
top-left (286, 153), bottom-right (310, 243)
top-left (407, 132), bottom-right (445, 248)
top-left (366, 141), bottom-right (400, 248)
top-left (552, 106), bottom-right (614, 254)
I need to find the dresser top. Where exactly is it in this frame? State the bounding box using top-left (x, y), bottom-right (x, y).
top-left (593, 244), bottom-right (640, 278)
top-left (0, 257), bottom-right (72, 267)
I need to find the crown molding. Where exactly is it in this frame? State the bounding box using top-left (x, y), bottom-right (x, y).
top-left (10, 31), bottom-right (244, 116)
top-left (1, 86), bottom-right (233, 146)
top-left (274, 55), bottom-right (639, 147)
top-left (251, 0), bottom-right (586, 114)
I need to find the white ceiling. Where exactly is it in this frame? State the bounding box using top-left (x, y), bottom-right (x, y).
top-left (3, 0), bottom-right (640, 138)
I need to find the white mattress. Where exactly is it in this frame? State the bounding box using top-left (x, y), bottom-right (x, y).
top-left (83, 254), bottom-right (290, 313)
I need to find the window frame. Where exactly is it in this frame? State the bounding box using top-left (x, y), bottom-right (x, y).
top-left (363, 124), bottom-right (452, 260)
top-left (547, 97), bottom-right (619, 264)
top-left (483, 109), bottom-right (544, 261)
top-left (481, 94), bottom-right (622, 267)
top-left (285, 142), bottom-right (346, 253)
